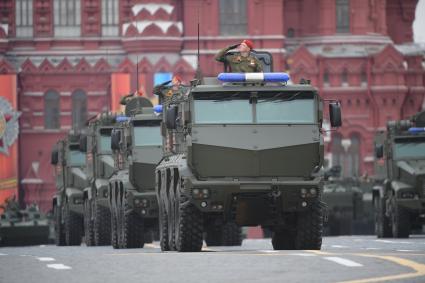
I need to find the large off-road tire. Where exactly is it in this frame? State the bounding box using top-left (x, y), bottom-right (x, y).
top-left (111, 207), bottom-right (119, 249)
top-left (375, 196), bottom-right (392, 238)
top-left (64, 203), bottom-right (83, 246)
top-left (94, 200), bottom-right (111, 246)
top-left (84, 198), bottom-right (95, 246)
top-left (54, 204), bottom-right (66, 246)
top-left (391, 199), bottom-right (410, 238)
top-left (119, 196), bottom-right (144, 249)
top-left (272, 228), bottom-right (295, 250)
top-left (205, 222), bottom-right (243, 247)
top-left (159, 202), bottom-right (170, 251)
top-left (294, 201), bottom-right (324, 250)
top-left (175, 194), bottom-right (203, 252)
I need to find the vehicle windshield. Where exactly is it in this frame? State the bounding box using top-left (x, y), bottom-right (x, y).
top-left (193, 92), bottom-right (316, 124)
top-left (133, 126), bottom-right (162, 146)
top-left (99, 128), bottom-right (112, 152)
top-left (394, 139), bottom-right (425, 159)
top-left (69, 150), bottom-right (85, 166)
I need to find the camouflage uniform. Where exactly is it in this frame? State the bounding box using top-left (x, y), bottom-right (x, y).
top-left (153, 82), bottom-right (189, 106)
top-left (215, 45), bottom-right (263, 73)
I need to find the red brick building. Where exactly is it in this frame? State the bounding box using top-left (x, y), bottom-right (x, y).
top-left (0, 0), bottom-right (423, 211)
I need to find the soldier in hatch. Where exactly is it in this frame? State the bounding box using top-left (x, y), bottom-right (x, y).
top-left (153, 75), bottom-right (188, 104)
top-left (215, 39), bottom-right (263, 73)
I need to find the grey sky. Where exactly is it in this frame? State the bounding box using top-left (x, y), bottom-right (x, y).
top-left (414, 0), bottom-right (425, 43)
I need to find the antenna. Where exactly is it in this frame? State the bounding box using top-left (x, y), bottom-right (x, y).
top-left (195, 3), bottom-right (203, 82)
top-left (136, 55), bottom-right (139, 94)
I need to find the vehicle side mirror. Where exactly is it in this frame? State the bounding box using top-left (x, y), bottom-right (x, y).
top-left (111, 130), bottom-right (121, 151)
top-left (375, 144), bottom-right (383, 159)
top-left (166, 105), bottom-right (178, 130)
top-left (51, 148), bottom-right (59, 165)
top-left (329, 103), bottom-right (342, 127)
top-left (79, 135), bottom-right (87, 153)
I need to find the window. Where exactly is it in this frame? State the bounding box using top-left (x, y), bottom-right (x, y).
top-left (323, 69), bottom-right (330, 86)
top-left (133, 126), bottom-right (162, 146)
top-left (347, 134), bottom-right (360, 177)
top-left (336, 0), bottom-right (350, 33)
top-left (15, 0), bottom-right (33, 37)
top-left (220, 0), bottom-right (247, 35)
top-left (394, 138), bottom-right (425, 159)
top-left (194, 100), bottom-right (252, 124)
top-left (54, 0), bottom-right (81, 37)
top-left (361, 68), bottom-right (367, 86)
top-left (44, 90), bottom-right (60, 129)
top-left (341, 69), bottom-right (348, 86)
top-left (102, 0), bottom-right (119, 36)
top-left (331, 133), bottom-right (344, 169)
top-left (68, 150), bottom-right (86, 166)
top-left (193, 95), bottom-right (316, 124)
top-left (72, 90), bottom-right (87, 130)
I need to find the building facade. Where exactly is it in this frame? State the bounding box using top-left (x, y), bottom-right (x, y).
top-left (0, 0), bottom-right (423, 211)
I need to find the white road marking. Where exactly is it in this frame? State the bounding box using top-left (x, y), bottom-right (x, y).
top-left (0, 253), bottom-right (7, 256)
top-left (324, 257), bottom-right (363, 267)
top-left (375, 240), bottom-right (411, 244)
top-left (46, 264), bottom-right (72, 270)
top-left (331, 245), bottom-right (348, 248)
top-left (396, 250), bottom-right (416, 252)
top-left (287, 253), bottom-right (317, 257)
top-left (37, 257), bottom-right (55, 262)
top-left (39, 245), bottom-right (46, 248)
top-left (364, 247), bottom-right (381, 250)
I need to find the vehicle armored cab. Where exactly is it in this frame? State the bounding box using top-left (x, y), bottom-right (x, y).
top-left (51, 131), bottom-right (88, 246)
top-left (373, 110), bottom-right (425, 238)
top-left (0, 199), bottom-right (50, 246)
top-left (109, 99), bottom-right (162, 249)
top-left (156, 72), bottom-right (342, 252)
top-left (79, 112), bottom-right (117, 246)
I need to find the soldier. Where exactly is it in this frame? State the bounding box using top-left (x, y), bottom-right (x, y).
top-left (153, 75), bottom-right (188, 104)
top-left (215, 39), bottom-right (263, 73)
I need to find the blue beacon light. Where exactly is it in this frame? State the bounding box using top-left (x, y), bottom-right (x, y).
top-left (116, 115), bottom-right (130, 122)
top-left (217, 72), bottom-right (290, 83)
top-left (408, 127), bottom-right (425, 133)
top-left (154, 104), bottom-right (163, 113)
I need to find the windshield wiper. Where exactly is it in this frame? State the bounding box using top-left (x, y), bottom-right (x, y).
top-left (212, 92), bottom-right (244, 102)
top-left (257, 92), bottom-right (303, 103)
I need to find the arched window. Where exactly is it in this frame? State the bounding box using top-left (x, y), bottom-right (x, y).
top-left (220, 0), bottom-right (247, 35)
top-left (347, 134), bottom-right (361, 177)
top-left (323, 69), bottom-right (330, 86)
top-left (341, 68), bottom-right (348, 86)
top-left (336, 0), bottom-right (350, 33)
top-left (72, 90), bottom-right (87, 130)
top-left (331, 133), bottom-right (344, 169)
top-left (44, 90), bottom-right (60, 129)
top-left (361, 67), bottom-right (367, 86)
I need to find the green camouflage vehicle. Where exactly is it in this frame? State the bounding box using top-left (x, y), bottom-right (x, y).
top-left (156, 72), bottom-right (342, 252)
top-left (51, 131), bottom-right (88, 246)
top-left (323, 176), bottom-right (374, 235)
top-left (79, 112), bottom-right (117, 246)
top-left (373, 110), bottom-right (425, 238)
top-left (0, 198), bottom-right (50, 246)
top-left (109, 98), bottom-right (162, 249)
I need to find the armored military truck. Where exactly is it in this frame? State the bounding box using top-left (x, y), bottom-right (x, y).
top-left (156, 73), bottom-right (342, 252)
top-left (0, 199), bottom-right (50, 246)
top-left (109, 99), bottom-right (162, 249)
top-left (373, 111), bottom-right (425, 238)
top-left (51, 131), bottom-right (88, 246)
top-left (79, 112), bottom-right (117, 246)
